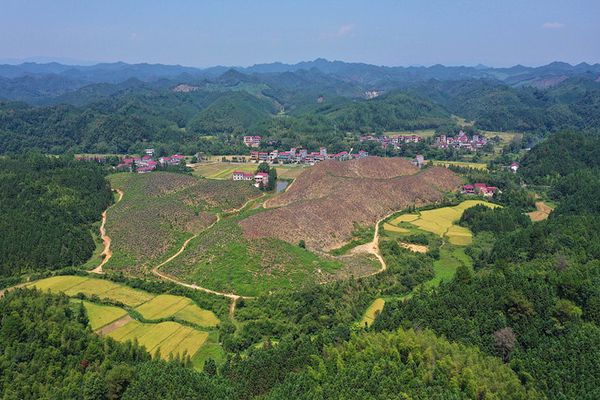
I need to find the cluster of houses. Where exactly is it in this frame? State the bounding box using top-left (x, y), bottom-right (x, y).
top-left (243, 135), bottom-right (262, 148)
top-left (359, 134), bottom-right (423, 149)
top-left (434, 131), bottom-right (488, 151)
top-left (250, 147), bottom-right (368, 165)
top-left (116, 149), bottom-right (186, 173)
top-left (461, 183), bottom-right (500, 198)
top-left (232, 171), bottom-right (270, 187)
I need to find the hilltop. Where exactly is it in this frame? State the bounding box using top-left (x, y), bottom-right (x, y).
top-left (240, 157), bottom-right (461, 250)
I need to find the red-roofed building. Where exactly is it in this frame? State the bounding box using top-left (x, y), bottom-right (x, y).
top-left (254, 172), bottom-right (269, 186)
top-left (232, 171), bottom-right (255, 181)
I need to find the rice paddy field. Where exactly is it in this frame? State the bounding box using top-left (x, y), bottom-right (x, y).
top-left (74, 300), bottom-right (128, 330)
top-left (390, 200), bottom-right (500, 246)
top-left (382, 129), bottom-right (436, 138)
top-left (29, 275), bottom-right (222, 366)
top-left (192, 161), bottom-right (307, 180)
top-left (107, 320), bottom-right (208, 360)
top-left (28, 275), bottom-right (219, 327)
top-left (383, 200), bottom-right (498, 290)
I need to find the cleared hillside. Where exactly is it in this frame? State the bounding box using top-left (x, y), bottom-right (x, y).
top-left (105, 172), bottom-right (260, 273)
top-left (241, 157), bottom-right (462, 251)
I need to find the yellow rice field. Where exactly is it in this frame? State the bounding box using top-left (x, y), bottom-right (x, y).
top-left (383, 223), bottom-right (409, 233)
top-left (107, 320), bottom-right (208, 359)
top-left (75, 300), bottom-right (128, 330)
top-left (29, 276), bottom-right (219, 327)
top-left (389, 200), bottom-right (499, 244)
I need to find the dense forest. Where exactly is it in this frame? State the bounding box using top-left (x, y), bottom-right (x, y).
top-left (0, 155), bottom-right (112, 277)
top-left (0, 62), bottom-right (599, 155)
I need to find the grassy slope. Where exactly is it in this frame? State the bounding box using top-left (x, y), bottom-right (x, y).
top-left (164, 209), bottom-right (345, 297)
top-left (104, 172), bottom-right (259, 274)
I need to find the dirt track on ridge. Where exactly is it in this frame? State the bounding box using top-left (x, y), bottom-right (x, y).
top-left (90, 189), bottom-right (124, 274)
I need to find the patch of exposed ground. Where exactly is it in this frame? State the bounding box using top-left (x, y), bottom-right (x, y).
top-left (241, 157), bottom-right (462, 251)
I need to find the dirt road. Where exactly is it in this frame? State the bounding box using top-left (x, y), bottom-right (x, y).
top-left (90, 189), bottom-right (124, 274)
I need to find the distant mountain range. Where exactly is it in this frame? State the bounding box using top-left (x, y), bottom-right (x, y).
top-left (1, 58), bottom-right (599, 106)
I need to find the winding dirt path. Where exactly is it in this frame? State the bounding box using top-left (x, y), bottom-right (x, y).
top-left (90, 189), bottom-right (124, 274)
top-left (151, 213), bottom-right (254, 317)
top-left (150, 194), bottom-right (266, 317)
top-left (350, 213), bottom-right (394, 276)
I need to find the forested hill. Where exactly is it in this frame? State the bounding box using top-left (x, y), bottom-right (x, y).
top-left (0, 60), bottom-right (599, 155)
top-left (0, 155), bottom-right (112, 277)
top-left (519, 131), bottom-right (600, 183)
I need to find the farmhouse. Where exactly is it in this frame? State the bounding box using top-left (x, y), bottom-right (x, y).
top-left (254, 172), bottom-right (269, 187)
top-left (411, 154), bottom-right (425, 168)
top-left (243, 135), bottom-right (262, 148)
top-left (462, 183), bottom-right (500, 197)
top-left (510, 162), bottom-right (520, 173)
top-left (232, 171), bottom-right (254, 181)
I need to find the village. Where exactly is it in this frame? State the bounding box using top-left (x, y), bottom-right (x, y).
top-left (243, 135), bottom-right (369, 165)
top-left (358, 130), bottom-right (489, 152)
top-left (115, 149), bottom-right (186, 173)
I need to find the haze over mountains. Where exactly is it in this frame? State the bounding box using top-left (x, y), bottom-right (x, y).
top-left (1, 58), bottom-right (600, 104)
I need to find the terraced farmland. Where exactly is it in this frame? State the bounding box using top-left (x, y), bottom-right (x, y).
top-left (136, 294), bottom-right (219, 327)
top-left (432, 160), bottom-right (488, 170)
top-left (75, 300), bottom-right (128, 330)
top-left (395, 200), bottom-right (500, 245)
top-left (384, 200), bottom-right (499, 289)
top-left (28, 276), bottom-right (219, 328)
top-left (29, 275), bottom-right (153, 307)
top-left (29, 275), bottom-right (221, 365)
top-left (104, 172), bottom-right (260, 273)
top-left (107, 320), bottom-right (208, 360)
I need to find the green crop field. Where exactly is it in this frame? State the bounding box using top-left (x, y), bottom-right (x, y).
top-left (192, 331), bottom-right (225, 369)
top-left (385, 200), bottom-right (497, 291)
top-left (163, 210), bottom-right (345, 297)
top-left (192, 161), bottom-right (306, 180)
top-left (74, 300), bottom-right (128, 330)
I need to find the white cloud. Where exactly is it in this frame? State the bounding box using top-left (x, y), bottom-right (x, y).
top-left (336, 24), bottom-right (355, 38)
top-left (542, 22), bottom-right (565, 29)
top-left (321, 24), bottom-right (355, 39)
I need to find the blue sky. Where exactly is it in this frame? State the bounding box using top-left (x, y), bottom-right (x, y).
top-left (1, 0), bottom-right (598, 67)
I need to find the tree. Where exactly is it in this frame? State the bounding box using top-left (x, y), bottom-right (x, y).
top-left (203, 358), bottom-right (217, 376)
top-left (493, 327), bottom-right (516, 362)
top-left (299, 240), bottom-right (306, 249)
top-left (77, 302), bottom-right (89, 327)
